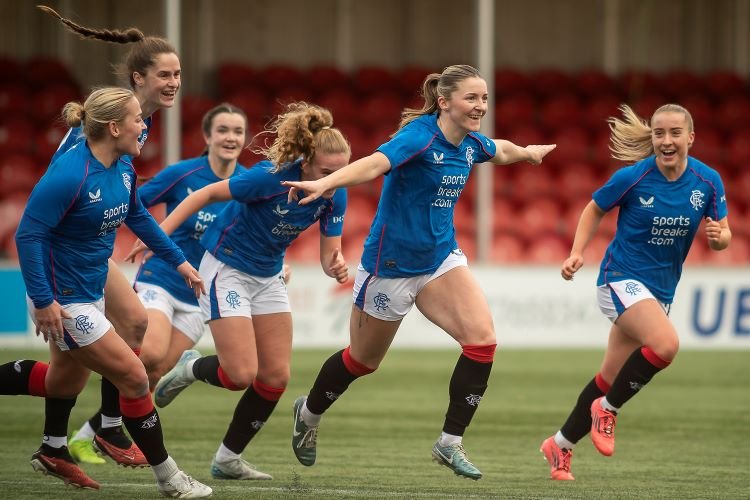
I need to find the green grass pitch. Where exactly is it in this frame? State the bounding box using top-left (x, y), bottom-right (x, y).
top-left (1, 348), bottom-right (748, 499)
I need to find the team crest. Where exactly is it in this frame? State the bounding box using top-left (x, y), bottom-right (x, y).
top-left (690, 190), bottom-right (705, 211)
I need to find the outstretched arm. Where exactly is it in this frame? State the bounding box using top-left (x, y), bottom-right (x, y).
top-left (491, 140), bottom-right (556, 165)
top-left (561, 200), bottom-right (606, 280)
top-left (282, 152), bottom-right (391, 205)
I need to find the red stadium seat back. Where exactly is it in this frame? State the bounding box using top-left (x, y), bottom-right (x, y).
top-left (724, 129), bottom-right (750, 170)
top-left (0, 57), bottom-right (22, 85)
top-left (343, 196), bottom-right (376, 235)
top-left (716, 97), bottom-right (750, 133)
top-left (704, 71), bottom-right (747, 100)
top-left (683, 231), bottom-right (708, 266)
top-left (181, 126), bottom-right (207, 159)
top-left (0, 83), bottom-right (30, 116)
top-left (575, 69), bottom-right (619, 99)
top-left (359, 92), bottom-right (404, 130)
top-left (0, 185), bottom-right (30, 241)
top-left (272, 86), bottom-right (316, 113)
top-left (31, 84), bottom-right (81, 125)
top-left (678, 95), bottom-right (714, 130)
top-left (504, 125), bottom-right (545, 152)
top-left (492, 198), bottom-right (517, 234)
top-left (583, 234), bottom-right (611, 265)
top-left (490, 232), bottom-right (524, 263)
top-left (352, 66), bottom-right (398, 95)
top-left (0, 154), bottom-right (41, 197)
top-left (305, 65), bottom-right (350, 94)
top-left (285, 227), bottom-right (320, 263)
top-left (548, 127), bottom-right (591, 166)
top-left (620, 70), bottom-right (662, 100)
top-left (583, 94), bottom-right (621, 131)
top-left (216, 63), bottom-right (257, 98)
top-left (725, 170), bottom-right (750, 217)
top-left (660, 69), bottom-right (705, 102)
top-left (33, 123), bottom-right (69, 166)
top-left (530, 69), bottom-right (573, 99)
top-left (554, 161), bottom-right (601, 203)
top-left (525, 233), bottom-right (570, 264)
top-left (453, 198), bottom-right (476, 236)
top-left (181, 95), bottom-right (217, 131)
top-left (24, 57), bottom-right (77, 90)
top-left (396, 66), bottom-right (433, 95)
top-left (563, 200), bottom-right (618, 239)
top-left (224, 88), bottom-right (270, 123)
top-left (688, 127), bottom-right (723, 165)
top-left (516, 198), bottom-right (563, 240)
top-left (495, 93), bottom-right (537, 129)
top-left (511, 167), bottom-right (557, 201)
top-left (703, 233), bottom-right (749, 265)
top-left (0, 116), bottom-right (35, 155)
top-left (316, 89), bottom-right (359, 129)
top-left (258, 65), bottom-right (304, 93)
top-left (631, 94), bottom-right (666, 122)
top-left (455, 230), bottom-right (476, 261)
top-left (495, 68), bottom-right (531, 96)
top-left (539, 94), bottom-right (583, 134)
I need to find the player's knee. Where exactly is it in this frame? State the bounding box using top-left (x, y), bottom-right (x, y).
top-left (650, 335), bottom-right (680, 363)
top-left (110, 311), bottom-right (148, 345)
top-left (256, 367), bottom-right (290, 389)
top-left (114, 366), bottom-right (150, 399)
top-left (223, 366), bottom-right (254, 389)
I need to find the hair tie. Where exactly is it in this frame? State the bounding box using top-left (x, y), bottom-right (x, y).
top-left (321, 125), bottom-right (331, 130)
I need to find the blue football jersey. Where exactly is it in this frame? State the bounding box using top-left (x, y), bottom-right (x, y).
top-left (200, 160), bottom-right (346, 277)
top-left (593, 155), bottom-right (728, 303)
top-left (16, 141), bottom-right (185, 308)
top-left (363, 113), bottom-right (496, 277)
top-left (135, 157), bottom-right (244, 305)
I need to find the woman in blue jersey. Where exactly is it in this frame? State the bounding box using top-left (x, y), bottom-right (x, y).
top-left (128, 102), bottom-right (350, 480)
top-left (134, 103), bottom-right (248, 390)
top-left (1, 88), bottom-right (211, 497)
top-left (540, 104), bottom-right (731, 481)
top-left (39, 5), bottom-right (181, 467)
top-left (281, 65), bottom-right (555, 480)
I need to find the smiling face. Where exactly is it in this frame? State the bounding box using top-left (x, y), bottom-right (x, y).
top-left (114, 96), bottom-right (148, 157)
top-left (651, 110), bottom-right (694, 170)
top-left (301, 151), bottom-right (350, 198)
top-left (133, 52), bottom-right (181, 114)
top-left (438, 76), bottom-right (488, 133)
top-left (205, 112), bottom-right (247, 164)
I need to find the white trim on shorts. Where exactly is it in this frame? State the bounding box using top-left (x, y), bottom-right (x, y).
top-left (198, 251), bottom-right (291, 322)
top-left (597, 279), bottom-right (671, 323)
top-left (134, 282), bottom-right (205, 343)
top-left (27, 296), bottom-right (111, 351)
top-left (352, 248), bottom-right (468, 321)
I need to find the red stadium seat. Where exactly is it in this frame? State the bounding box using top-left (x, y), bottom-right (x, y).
top-left (620, 70), bottom-right (662, 100)
top-left (525, 233), bottom-right (570, 264)
top-left (216, 63), bottom-right (257, 98)
top-left (495, 68), bottom-right (530, 96)
top-left (574, 69), bottom-right (619, 99)
top-left (455, 229), bottom-right (476, 261)
top-left (24, 57), bottom-right (77, 90)
top-left (516, 198), bottom-right (563, 240)
top-left (683, 232), bottom-right (708, 266)
top-left (539, 94), bottom-right (583, 133)
top-left (396, 66), bottom-right (433, 95)
top-left (0, 83), bottom-right (30, 116)
top-left (511, 167), bottom-right (557, 201)
top-left (359, 92), bottom-right (404, 130)
top-left (703, 234), bottom-right (749, 265)
top-left (181, 95), bottom-right (216, 131)
top-left (716, 96), bottom-right (750, 133)
top-left (703, 71), bottom-right (747, 100)
top-left (453, 198), bottom-right (476, 237)
top-left (490, 232), bottom-right (524, 263)
top-left (631, 94), bottom-right (666, 121)
top-left (660, 69), bottom-right (705, 102)
top-left (31, 84), bottom-right (81, 125)
top-left (0, 116), bottom-right (35, 155)
top-left (504, 125), bottom-right (545, 151)
top-left (0, 57), bottom-right (21, 85)
top-left (554, 161), bottom-right (601, 203)
top-left (548, 127), bottom-right (591, 166)
top-left (492, 198), bottom-right (517, 235)
top-left (33, 123), bottom-right (68, 166)
top-left (285, 228), bottom-right (320, 263)
top-left (224, 88), bottom-right (270, 123)
top-left (725, 170), bottom-right (750, 214)
top-left (273, 86), bottom-right (315, 111)
top-left (181, 126), bottom-right (207, 159)
top-left (495, 93), bottom-right (537, 130)
top-left (0, 194), bottom-right (27, 245)
top-left (582, 94), bottom-right (621, 132)
top-left (724, 129), bottom-right (750, 170)
top-left (688, 127), bottom-right (723, 166)
top-left (343, 196), bottom-right (376, 235)
top-left (317, 88), bottom-right (359, 129)
top-left (0, 154), bottom-right (40, 198)
top-left (258, 64), bottom-right (304, 92)
top-left (582, 234), bottom-right (611, 265)
top-left (305, 65), bottom-right (350, 94)
top-left (530, 69), bottom-right (573, 98)
top-left (678, 95), bottom-right (714, 131)
top-left (353, 66), bottom-right (398, 95)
